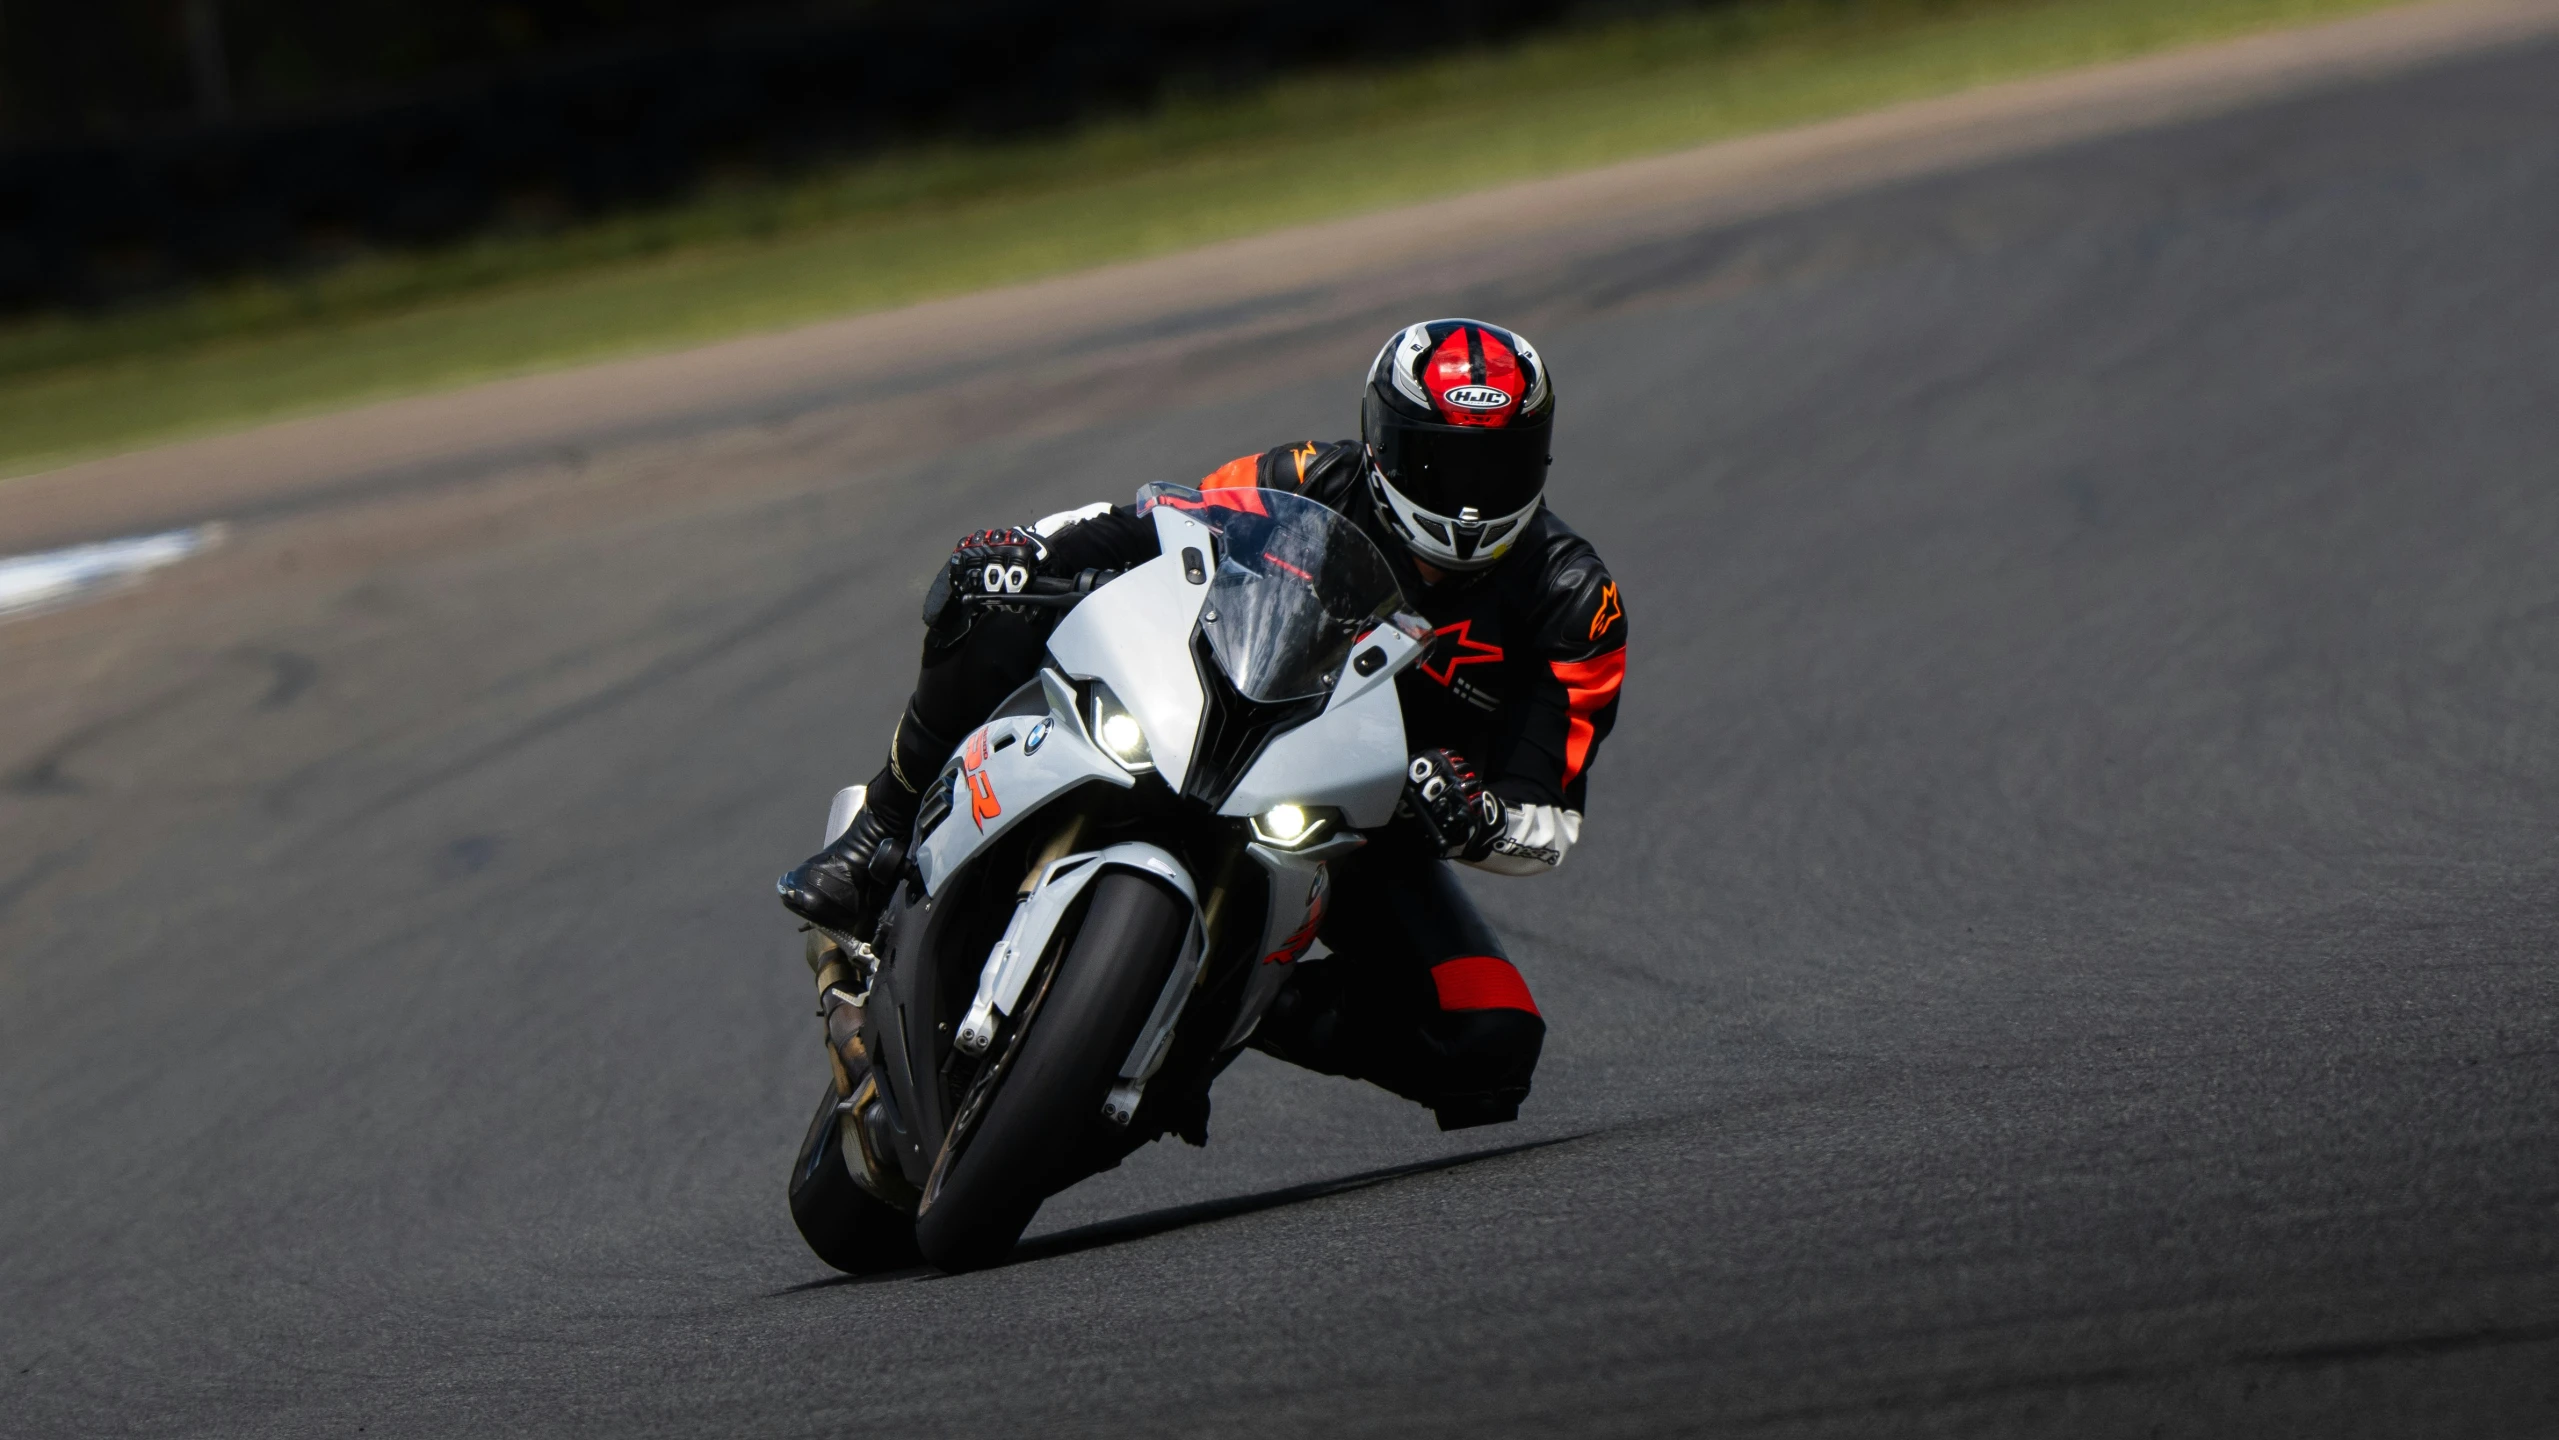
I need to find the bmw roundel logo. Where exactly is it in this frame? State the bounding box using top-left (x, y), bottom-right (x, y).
top-left (1024, 719), bottom-right (1049, 755)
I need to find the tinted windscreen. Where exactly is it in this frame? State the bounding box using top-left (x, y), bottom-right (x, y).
top-left (1137, 483), bottom-right (1411, 703)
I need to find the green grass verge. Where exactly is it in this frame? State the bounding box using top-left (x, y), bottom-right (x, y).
top-left (0, 0), bottom-right (2412, 475)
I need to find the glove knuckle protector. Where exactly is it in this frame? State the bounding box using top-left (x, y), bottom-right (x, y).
top-left (948, 526), bottom-right (1052, 604)
top-left (1400, 746), bottom-right (1504, 860)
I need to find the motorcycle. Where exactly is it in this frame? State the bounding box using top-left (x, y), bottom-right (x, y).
top-left (786, 482), bottom-right (1435, 1273)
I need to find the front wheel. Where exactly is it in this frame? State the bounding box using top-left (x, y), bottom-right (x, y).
top-left (914, 870), bottom-right (1189, 1271)
top-left (788, 1079), bottom-right (921, 1274)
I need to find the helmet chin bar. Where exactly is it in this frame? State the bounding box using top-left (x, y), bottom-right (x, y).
top-left (1368, 465), bottom-right (1541, 573)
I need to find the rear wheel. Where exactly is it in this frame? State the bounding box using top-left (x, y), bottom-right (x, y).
top-left (913, 870), bottom-right (1189, 1271)
top-left (787, 1079), bottom-right (921, 1274)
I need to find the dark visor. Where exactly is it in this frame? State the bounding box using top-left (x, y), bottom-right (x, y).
top-left (1368, 412), bottom-right (1552, 518)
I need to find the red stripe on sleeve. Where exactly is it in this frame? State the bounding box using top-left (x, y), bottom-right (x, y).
top-left (1549, 647), bottom-right (1626, 786)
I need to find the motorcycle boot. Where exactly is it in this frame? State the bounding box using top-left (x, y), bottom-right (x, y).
top-left (776, 777), bottom-right (913, 938)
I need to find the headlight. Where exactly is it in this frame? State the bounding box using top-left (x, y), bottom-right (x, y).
top-left (1250, 803), bottom-right (1333, 848)
top-left (1100, 711), bottom-right (1146, 758)
top-left (1087, 686), bottom-right (1153, 772)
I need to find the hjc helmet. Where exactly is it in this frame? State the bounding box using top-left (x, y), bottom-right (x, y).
top-left (1360, 318), bottom-right (1554, 572)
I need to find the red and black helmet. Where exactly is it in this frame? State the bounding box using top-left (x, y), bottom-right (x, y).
top-left (1360, 318), bottom-right (1554, 572)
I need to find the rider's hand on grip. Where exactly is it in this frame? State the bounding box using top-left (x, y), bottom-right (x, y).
top-left (1400, 747), bottom-right (1503, 860)
top-left (950, 527), bottom-right (1047, 602)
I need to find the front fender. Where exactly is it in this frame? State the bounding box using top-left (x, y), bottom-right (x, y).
top-left (952, 841), bottom-right (1203, 1057)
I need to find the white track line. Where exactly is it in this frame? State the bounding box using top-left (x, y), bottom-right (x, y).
top-left (0, 524), bottom-right (225, 622)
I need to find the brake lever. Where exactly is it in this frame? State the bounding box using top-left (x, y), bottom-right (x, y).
top-left (960, 591), bottom-right (1084, 610)
top-left (957, 568), bottom-right (1118, 609)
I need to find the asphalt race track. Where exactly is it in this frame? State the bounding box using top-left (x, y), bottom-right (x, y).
top-left (6, 25), bottom-right (2559, 1439)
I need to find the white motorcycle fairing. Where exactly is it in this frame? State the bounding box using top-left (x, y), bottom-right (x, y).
top-left (824, 482), bottom-right (1434, 1222)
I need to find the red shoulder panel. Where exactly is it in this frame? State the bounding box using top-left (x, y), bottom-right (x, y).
top-left (1196, 453), bottom-right (1269, 514)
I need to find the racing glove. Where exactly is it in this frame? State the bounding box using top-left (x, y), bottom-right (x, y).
top-left (949, 526), bottom-right (1047, 602)
top-left (922, 526), bottom-right (1051, 639)
top-left (1400, 747), bottom-right (1505, 861)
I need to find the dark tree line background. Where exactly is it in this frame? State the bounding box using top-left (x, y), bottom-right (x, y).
top-left (0, 0), bottom-right (1667, 312)
top-left (2, 3), bottom-right (901, 143)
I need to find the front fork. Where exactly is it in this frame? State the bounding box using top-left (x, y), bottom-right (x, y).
top-left (1096, 832), bottom-right (1253, 1128)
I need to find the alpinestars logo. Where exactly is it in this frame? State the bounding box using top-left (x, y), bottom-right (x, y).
top-left (1422, 620), bottom-right (1504, 686)
top-left (1491, 835), bottom-right (1562, 867)
top-left (1588, 582), bottom-right (1622, 640)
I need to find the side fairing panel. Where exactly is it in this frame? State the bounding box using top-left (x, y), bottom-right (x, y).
top-left (912, 708), bottom-right (1131, 896)
top-left (823, 784), bottom-right (866, 846)
top-left (1046, 507), bottom-right (1212, 793)
top-left (1218, 841), bottom-right (1336, 1051)
top-left (1319, 614), bottom-right (1428, 713)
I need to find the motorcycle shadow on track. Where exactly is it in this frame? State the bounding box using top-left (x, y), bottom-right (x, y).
top-left (770, 1133), bottom-right (1587, 1291)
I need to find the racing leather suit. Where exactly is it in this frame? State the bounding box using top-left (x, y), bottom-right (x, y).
top-left (853, 440), bottom-right (1627, 1128)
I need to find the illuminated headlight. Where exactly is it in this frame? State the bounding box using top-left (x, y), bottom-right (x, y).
top-left (1087, 687), bottom-right (1153, 772)
top-left (1250, 804), bottom-right (1330, 848)
top-left (1100, 711), bottom-right (1146, 757)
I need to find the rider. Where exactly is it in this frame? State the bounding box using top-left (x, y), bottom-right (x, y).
top-left (779, 318), bottom-right (1628, 1130)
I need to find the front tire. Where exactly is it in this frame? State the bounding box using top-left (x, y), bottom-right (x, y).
top-left (788, 1079), bottom-right (921, 1274)
top-left (914, 870), bottom-right (1189, 1271)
